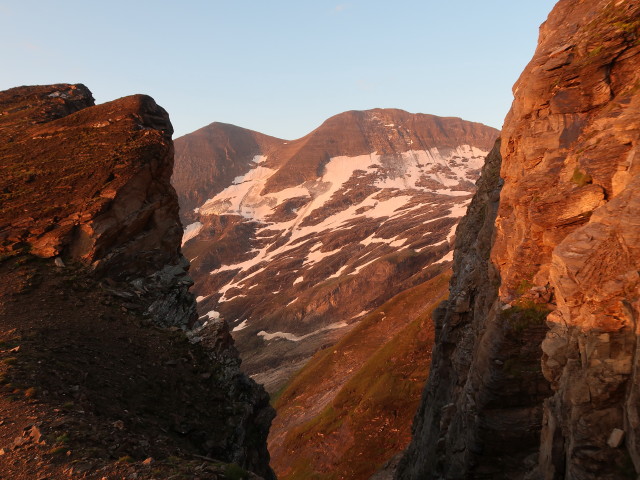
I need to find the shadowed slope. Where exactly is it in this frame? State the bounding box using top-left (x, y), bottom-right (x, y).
top-left (270, 272), bottom-right (450, 480)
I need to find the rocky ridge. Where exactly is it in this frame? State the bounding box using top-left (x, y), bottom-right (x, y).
top-left (0, 84), bottom-right (274, 479)
top-left (398, 1), bottom-right (640, 478)
top-left (0, 84), bottom-right (194, 328)
top-left (173, 109), bottom-right (498, 392)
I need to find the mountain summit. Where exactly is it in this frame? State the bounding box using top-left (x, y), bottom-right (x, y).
top-left (172, 109), bottom-right (498, 392)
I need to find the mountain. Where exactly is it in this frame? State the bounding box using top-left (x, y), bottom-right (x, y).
top-left (172, 122), bottom-right (283, 221)
top-left (173, 109), bottom-right (498, 393)
top-left (0, 84), bottom-right (274, 479)
top-left (398, 0), bottom-right (640, 478)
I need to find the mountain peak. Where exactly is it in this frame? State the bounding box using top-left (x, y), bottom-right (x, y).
top-left (172, 110), bottom-right (498, 391)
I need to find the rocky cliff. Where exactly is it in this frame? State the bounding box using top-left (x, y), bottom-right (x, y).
top-left (0, 84), bottom-right (195, 328)
top-left (398, 1), bottom-right (640, 478)
top-left (0, 84), bottom-right (274, 479)
top-left (173, 109), bottom-right (497, 393)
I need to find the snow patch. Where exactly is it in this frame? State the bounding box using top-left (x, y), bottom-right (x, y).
top-left (389, 236), bottom-right (408, 248)
top-left (327, 264), bottom-right (350, 280)
top-left (359, 195), bottom-right (414, 221)
top-left (182, 221), bottom-right (203, 246)
top-left (360, 234), bottom-right (386, 247)
top-left (257, 321), bottom-right (349, 342)
top-left (438, 250), bottom-right (454, 263)
top-left (447, 203), bottom-right (469, 219)
top-left (305, 246), bottom-right (342, 266)
top-left (232, 319), bottom-right (249, 332)
top-left (258, 331), bottom-right (304, 342)
top-left (199, 146), bottom-right (487, 297)
top-left (351, 256), bottom-right (380, 276)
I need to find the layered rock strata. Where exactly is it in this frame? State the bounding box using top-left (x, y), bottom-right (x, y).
top-left (0, 84), bottom-right (274, 478)
top-left (398, 1), bottom-right (640, 478)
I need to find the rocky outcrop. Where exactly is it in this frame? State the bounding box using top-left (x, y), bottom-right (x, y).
top-left (0, 84), bottom-right (194, 328)
top-left (0, 84), bottom-right (274, 479)
top-left (173, 109), bottom-right (498, 393)
top-left (397, 143), bottom-right (553, 479)
top-left (398, 1), bottom-right (640, 478)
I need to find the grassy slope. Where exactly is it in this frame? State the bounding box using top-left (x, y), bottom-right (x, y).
top-left (271, 271), bottom-right (450, 480)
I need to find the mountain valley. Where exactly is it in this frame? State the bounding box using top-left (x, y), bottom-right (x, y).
top-left (1, 0), bottom-right (639, 479)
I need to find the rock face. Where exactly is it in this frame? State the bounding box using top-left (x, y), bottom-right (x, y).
top-left (397, 143), bottom-right (550, 479)
top-left (0, 84), bottom-right (194, 328)
top-left (398, 1), bottom-right (640, 479)
top-left (0, 84), bottom-right (274, 479)
top-left (173, 109), bottom-right (498, 392)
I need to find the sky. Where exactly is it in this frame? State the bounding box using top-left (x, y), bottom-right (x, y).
top-left (0, 1), bottom-right (557, 139)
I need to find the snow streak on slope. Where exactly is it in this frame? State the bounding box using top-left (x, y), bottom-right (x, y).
top-left (191, 147), bottom-right (483, 290)
top-left (186, 145), bottom-right (485, 332)
top-left (178, 133), bottom-right (493, 395)
top-left (198, 147), bottom-right (483, 223)
top-left (181, 221), bottom-right (203, 246)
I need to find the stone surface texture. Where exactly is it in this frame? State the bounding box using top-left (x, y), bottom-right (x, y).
top-left (397, 1), bottom-right (640, 478)
top-left (0, 83), bottom-right (193, 328)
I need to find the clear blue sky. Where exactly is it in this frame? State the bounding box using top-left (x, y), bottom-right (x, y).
top-left (0, 1), bottom-right (557, 139)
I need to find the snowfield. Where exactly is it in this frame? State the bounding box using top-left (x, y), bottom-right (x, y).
top-left (185, 145), bottom-right (488, 335)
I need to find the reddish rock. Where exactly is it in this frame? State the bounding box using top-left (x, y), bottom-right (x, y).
top-left (0, 84), bottom-right (275, 480)
top-left (0, 84), bottom-right (179, 278)
top-left (270, 273), bottom-right (450, 480)
top-left (398, 1), bottom-right (640, 479)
